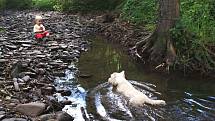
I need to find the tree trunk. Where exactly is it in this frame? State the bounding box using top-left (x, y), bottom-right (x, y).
top-left (133, 0), bottom-right (179, 68)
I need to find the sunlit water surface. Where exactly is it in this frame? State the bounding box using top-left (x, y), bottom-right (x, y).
top-left (55, 37), bottom-right (215, 121)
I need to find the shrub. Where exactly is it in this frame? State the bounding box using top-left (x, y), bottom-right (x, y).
top-left (171, 0), bottom-right (215, 72)
top-left (5, 0), bottom-right (32, 10)
top-left (32, 0), bottom-right (57, 10)
top-left (120, 0), bottom-right (157, 30)
top-left (0, 0), bottom-right (6, 10)
top-left (54, 0), bottom-right (122, 12)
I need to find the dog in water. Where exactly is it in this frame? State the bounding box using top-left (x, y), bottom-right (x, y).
top-left (108, 71), bottom-right (166, 106)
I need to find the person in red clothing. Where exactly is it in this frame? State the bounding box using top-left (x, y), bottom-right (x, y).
top-left (33, 15), bottom-right (49, 40)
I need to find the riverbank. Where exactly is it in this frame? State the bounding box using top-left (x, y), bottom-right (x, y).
top-left (92, 13), bottom-right (215, 78)
top-left (0, 11), bottom-right (214, 121)
top-left (0, 11), bottom-right (95, 120)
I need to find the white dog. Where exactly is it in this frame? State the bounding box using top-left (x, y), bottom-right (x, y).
top-left (108, 71), bottom-right (166, 106)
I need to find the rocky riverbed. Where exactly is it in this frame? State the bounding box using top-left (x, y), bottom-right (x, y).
top-left (0, 11), bottom-right (96, 121)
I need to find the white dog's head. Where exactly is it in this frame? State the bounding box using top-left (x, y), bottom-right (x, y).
top-left (108, 71), bottom-right (126, 86)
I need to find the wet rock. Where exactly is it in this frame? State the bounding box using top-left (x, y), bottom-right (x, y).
top-left (41, 86), bottom-right (56, 95)
top-left (60, 90), bottom-right (71, 96)
top-left (2, 118), bottom-right (27, 121)
top-left (53, 71), bottom-right (65, 77)
top-left (15, 102), bottom-right (46, 117)
top-left (60, 100), bottom-right (72, 106)
top-left (37, 113), bottom-right (54, 121)
top-left (48, 96), bottom-right (63, 111)
top-left (38, 111), bottom-right (74, 121)
top-left (56, 111), bottom-right (74, 121)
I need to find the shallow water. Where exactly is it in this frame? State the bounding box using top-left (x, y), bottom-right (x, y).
top-left (56, 37), bottom-right (215, 121)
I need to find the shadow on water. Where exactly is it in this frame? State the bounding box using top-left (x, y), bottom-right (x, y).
top-left (56, 36), bottom-right (215, 121)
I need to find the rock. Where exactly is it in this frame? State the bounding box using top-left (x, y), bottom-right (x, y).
top-left (22, 87), bottom-right (32, 92)
top-left (0, 114), bottom-right (5, 120)
top-left (60, 90), bottom-right (71, 96)
top-left (19, 72), bottom-right (36, 77)
top-left (41, 86), bottom-right (55, 95)
top-left (5, 96), bottom-right (11, 100)
top-left (59, 44), bottom-right (67, 49)
top-left (56, 111), bottom-right (74, 121)
top-left (2, 118), bottom-right (27, 121)
top-left (0, 90), bottom-right (9, 96)
top-left (0, 111), bottom-right (5, 120)
top-left (5, 45), bottom-right (17, 49)
top-left (7, 103), bottom-right (17, 108)
top-left (22, 75), bottom-right (30, 82)
top-left (17, 78), bottom-right (24, 83)
top-left (11, 61), bottom-right (22, 78)
top-left (47, 96), bottom-right (63, 111)
top-left (15, 40), bottom-right (32, 44)
top-left (53, 71), bottom-right (65, 77)
top-left (21, 44), bottom-right (31, 47)
top-left (60, 100), bottom-right (72, 106)
top-left (38, 111), bottom-right (74, 121)
top-left (15, 102), bottom-right (46, 117)
top-left (36, 55), bottom-right (46, 58)
top-left (37, 113), bottom-right (55, 121)
top-left (0, 111), bottom-right (5, 115)
top-left (0, 59), bottom-right (8, 63)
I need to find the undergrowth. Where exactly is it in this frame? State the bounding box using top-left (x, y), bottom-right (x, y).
top-left (32, 0), bottom-right (57, 10)
top-left (171, 0), bottom-right (215, 73)
top-left (120, 0), bottom-right (157, 31)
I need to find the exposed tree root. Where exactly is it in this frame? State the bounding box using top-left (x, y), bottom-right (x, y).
top-left (130, 30), bottom-right (176, 72)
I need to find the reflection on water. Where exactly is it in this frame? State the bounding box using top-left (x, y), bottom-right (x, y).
top-left (56, 36), bottom-right (215, 121)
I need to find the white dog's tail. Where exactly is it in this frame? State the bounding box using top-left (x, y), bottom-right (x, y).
top-left (145, 99), bottom-right (166, 105)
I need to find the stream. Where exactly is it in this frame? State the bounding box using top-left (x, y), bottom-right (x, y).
top-left (54, 36), bottom-right (215, 121)
top-left (0, 11), bottom-right (214, 121)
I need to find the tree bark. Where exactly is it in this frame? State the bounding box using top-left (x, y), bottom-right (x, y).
top-left (133, 0), bottom-right (179, 68)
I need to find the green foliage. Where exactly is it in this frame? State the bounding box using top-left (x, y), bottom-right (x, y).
top-left (0, 0), bottom-right (122, 11)
top-left (171, 0), bottom-right (215, 72)
top-left (54, 0), bottom-right (122, 12)
top-left (5, 0), bottom-right (32, 10)
top-left (0, 0), bottom-right (6, 10)
top-left (120, 0), bottom-right (157, 30)
top-left (120, 0), bottom-right (215, 72)
top-left (32, 0), bottom-right (57, 10)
